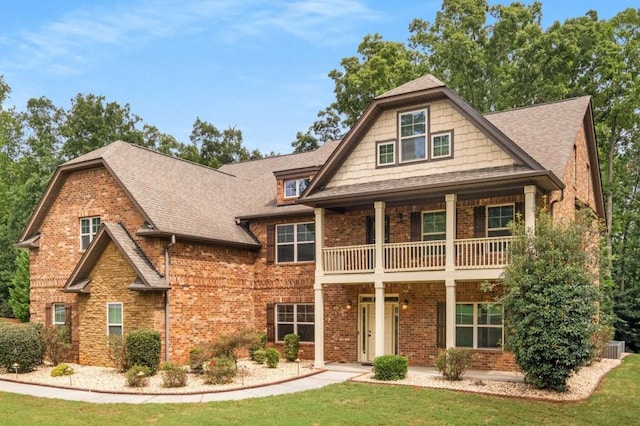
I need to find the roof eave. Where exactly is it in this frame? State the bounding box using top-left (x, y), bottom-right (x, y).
top-left (135, 229), bottom-right (261, 250)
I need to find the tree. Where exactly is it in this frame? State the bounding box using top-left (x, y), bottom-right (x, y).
top-left (186, 118), bottom-right (261, 168)
top-left (502, 210), bottom-right (602, 391)
top-left (8, 250), bottom-right (30, 322)
top-left (291, 131), bottom-right (319, 153)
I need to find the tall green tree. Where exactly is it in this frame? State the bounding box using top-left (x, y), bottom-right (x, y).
top-left (8, 250), bottom-right (30, 322)
top-left (186, 118), bottom-right (261, 168)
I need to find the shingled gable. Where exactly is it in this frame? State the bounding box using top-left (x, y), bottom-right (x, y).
top-left (63, 222), bottom-right (167, 293)
top-left (19, 141), bottom-right (260, 248)
top-left (300, 74), bottom-right (549, 202)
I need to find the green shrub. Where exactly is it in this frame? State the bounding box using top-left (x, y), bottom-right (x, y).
top-left (42, 325), bottom-right (70, 366)
top-left (253, 349), bottom-right (267, 364)
top-left (213, 329), bottom-right (262, 368)
top-left (436, 348), bottom-right (473, 381)
top-left (126, 328), bottom-right (161, 375)
top-left (249, 332), bottom-right (267, 361)
top-left (372, 355), bottom-right (408, 381)
top-left (107, 334), bottom-right (128, 372)
top-left (125, 365), bottom-right (151, 387)
top-left (203, 356), bottom-right (237, 384)
top-left (0, 323), bottom-right (44, 373)
top-left (161, 362), bottom-right (187, 388)
top-left (51, 363), bottom-right (74, 377)
top-left (264, 348), bottom-right (280, 368)
top-left (284, 334), bottom-right (300, 362)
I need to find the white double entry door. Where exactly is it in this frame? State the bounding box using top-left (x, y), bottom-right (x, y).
top-left (357, 295), bottom-right (400, 363)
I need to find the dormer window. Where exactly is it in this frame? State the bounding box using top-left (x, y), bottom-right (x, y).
top-left (284, 178), bottom-right (310, 198)
top-left (399, 109), bottom-right (427, 162)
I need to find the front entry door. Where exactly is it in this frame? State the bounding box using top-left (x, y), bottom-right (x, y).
top-left (358, 297), bottom-right (399, 363)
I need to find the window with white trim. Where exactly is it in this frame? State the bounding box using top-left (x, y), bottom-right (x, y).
top-left (80, 216), bottom-right (101, 250)
top-left (431, 132), bottom-right (452, 159)
top-left (377, 141), bottom-right (395, 166)
top-left (276, 304), bottom-right (314, 342)
top-left (399, 110), bottom-right (426, 162)
top-left (107, 302), bottom-right (123, 336)
top-left (487, 205), bottom-right (514, 237)
top-left (53, 303), bottom-right (66, 326)
top-left (276, 222), bottom-right (315, 263)
top-left (456, 303), bottom-right (503, 349)
top-left (422, 211), bottom-right (446, 241)
top-left (284, 178), bottom-right (310, 198)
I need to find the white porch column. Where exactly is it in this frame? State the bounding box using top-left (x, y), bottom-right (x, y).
top-left (524, 185), bottom-right (536, 234)
top-left (313, 207), bottom-right (325, 368)
top-left (445, 278), bottom-right (456, 348)
top-left (374, 201), bottom-right (385, 273)
top-left (445, 194), bottom-right (457, 272)
top-left (375, 280), bottom-right (385, 357)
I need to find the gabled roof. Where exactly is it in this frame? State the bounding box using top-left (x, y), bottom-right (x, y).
top-left (20, 141), bottom-right (261, 248)
top-left (63, 222), bottom-right (168, 293)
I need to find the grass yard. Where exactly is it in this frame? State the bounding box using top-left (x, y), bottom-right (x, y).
top-left (1, 355), bottom-right (638, 425)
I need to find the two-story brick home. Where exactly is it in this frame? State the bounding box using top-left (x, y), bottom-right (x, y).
top-left (18, 74), bottom-right (603, 370)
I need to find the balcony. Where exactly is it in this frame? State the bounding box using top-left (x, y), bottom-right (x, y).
top-left (321, 236), bottom-right (513, 274)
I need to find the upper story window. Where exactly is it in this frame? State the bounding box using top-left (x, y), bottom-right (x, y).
top-left (80, 216), bottom-right (101, 250)
top-left (422, 211), bottom-right (446, 241)
top-left (276, 222), bottom-right (315, 263)
top-left (456, 303), bottom-right (503, 349)
top-left (377, 141), bottom-right (395, 166)
top-left (487, 205), bottom-right (514, 237)
top-left (399, 109), bottom-right (427, 163)
top-left (284, 178), bottom-right (310, 198)
top-left (431, 132), bottom-right (452, 159)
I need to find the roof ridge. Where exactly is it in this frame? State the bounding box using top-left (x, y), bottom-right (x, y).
top-left (483, 96), bottom-right (590, 116)
top-left (223, 140), bottom-right (341, 167)
top-left (114, 222), bottom-right (163, 278)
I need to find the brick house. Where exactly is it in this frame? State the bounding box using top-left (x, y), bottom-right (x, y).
top-left (18, 74), bottom-right (604, 370)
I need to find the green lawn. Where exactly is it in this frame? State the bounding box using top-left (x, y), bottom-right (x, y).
top-left (1, 355), bottom-right (638, 425)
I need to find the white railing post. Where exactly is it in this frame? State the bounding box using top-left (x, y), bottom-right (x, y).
top-left (374, 201), bottom-right (385, 273)
top-left (524, 185), bottom-right (536, 235)
top-left (445, 194), bottom-right (457, 271)
top-left (313, 208), bottom-right (325, 368)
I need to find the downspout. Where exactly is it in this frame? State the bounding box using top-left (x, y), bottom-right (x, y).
top-left (164, 235), bottom-right (176, 362)
top-left (549, 188), bottom-right (564, 219)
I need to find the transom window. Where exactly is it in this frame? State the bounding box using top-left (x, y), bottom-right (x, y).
top-left (487, 205), bottom-right (514, 237)
top-left (456, 303), bottom-right (503, 349)
top-left (276, 223), bottom-right (315, 263)
top-left (422, 211), bottom-right (446, 241)
top-left (53, 303), bottom-right (66, 326)
top-left (399, 110), bottom-right (426, 162)
top-left (377, 141), bottom-right (395, 166)
top-left (107, 302), bottom-right (123, 336)
top-left (284, 178), bottom-right (310, 198)
top-left (80, 216), bottom-right (101, 250)
top-left (431, 132), bottom-right (452, 159)
top-left (276, 304), bottom-right (314, 342)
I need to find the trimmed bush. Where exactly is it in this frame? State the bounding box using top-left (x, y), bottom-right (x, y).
top-left (161, 362), bottom-right (187, 388)
top-left (51, 363), bottom-right (74, 377)
top-left (436, 348), bottom-right (473, 381)
top-left (125, 365), bottom-right (151, 387)
top-left (107, 334), bottom-right (128, 372)
top-left (249, 332), bottom-right (267, 361)
top-left (42, 325), bottom-right (70, 366)
top-left (126, 328), bottom-right (161, 375)
top-left (372, 355), bottom-right (408, 381)
top-left (264, 348), bottom-right (280, 368)
top-left (284, 334), bottom-right (300, 362)
top-left (203, 356), bottom-right (236, 384)
top-left (0, 323), bottom-right (44, 373)
top-left (253, 349), bottom-right (267, 365)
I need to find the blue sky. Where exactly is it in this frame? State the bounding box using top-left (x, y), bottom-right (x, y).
top-left (0, 1), bottom-right (636, 155)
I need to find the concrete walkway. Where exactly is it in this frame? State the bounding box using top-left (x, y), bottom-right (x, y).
top-left (0, 364), bottom-right (523, 404)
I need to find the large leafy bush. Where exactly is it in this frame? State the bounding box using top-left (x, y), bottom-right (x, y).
top-left (0, 323), bottom-right (44, 373)
top-left (125, 328), bottom-right (161, 375)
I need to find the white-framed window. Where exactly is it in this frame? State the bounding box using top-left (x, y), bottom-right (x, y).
top-left (456, 303), bottom-right (503, 349)
top-left (276, 222), bottom-right (315, 263)
top-left (399, 109), bottom-right (427, 162)
top-left (431, 132), bottom-right (452, 159)
top-left (487, 205), bottom-right (514, 237)
top-left (80, 216), bottom-right (101, 250)
top-left (377, 141), bottom-right (395, 166)
top-left (422, 211), bottom-right (446, 241)
top-left (284, 178), bottom-right (310, 198)
top-left (53, 303), bottom-right (66, 326)
top-left (276, 304), bottom-right (314, 342)
top-left (107, 302), bottom-right (123, 336)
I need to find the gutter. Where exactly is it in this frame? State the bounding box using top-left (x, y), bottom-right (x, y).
top-left (164, 235), bottom-right (176, 362)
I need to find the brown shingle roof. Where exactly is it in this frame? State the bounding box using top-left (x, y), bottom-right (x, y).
top-left (375, 74), bottom-right (446, 99)
top-left (485, 97), bottom-right (591, 180)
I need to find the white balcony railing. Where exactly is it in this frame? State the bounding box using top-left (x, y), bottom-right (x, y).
top-left (321, 237), bottom-right (513, 274)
